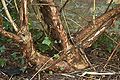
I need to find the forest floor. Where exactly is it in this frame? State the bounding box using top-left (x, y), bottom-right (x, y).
top-left (0, 41), bottom-right (120, 80)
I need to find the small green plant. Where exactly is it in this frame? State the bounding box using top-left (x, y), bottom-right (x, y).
top-left (11, 52), bottom-right (18, 60)
top-left (0, 37), bottom-right (13, 43)
top-left (59, 66), bottom-right (65, 71)
top-left (38, 36), bottom-right (53, 52)
top-left (53, 54), bottom-right (60, 59)
top-left (110, 20), bottom-right (120, 35)
top-left (20, 66), bottom-right (27, 73)
top-left (49, 71), bottom-right (53, 75)
top-left (0, 58), bottom-right (6, 67)
top-left (11, 52), bottom-right (25, 64)
top-left (0, 45), bottom-right (6, 53)
top-left (42, 37), bottom-right (52, 47)
top-left (93, 34), bottom-right (114, 53)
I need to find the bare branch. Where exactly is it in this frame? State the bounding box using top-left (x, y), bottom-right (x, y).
top-left (1, 0), bottom-right (18, 32)
top-left (74, 6), bottom-right (120, 48)
top-left (0, 26), bottom-right (22, 43)
top-left (14, 0), bottom-right (19, 13)
top-left (103, 41), bottom-right (120, 69)
top-left (60, 0), bottom-right (69, 12)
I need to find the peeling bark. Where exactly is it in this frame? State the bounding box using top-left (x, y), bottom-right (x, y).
top-left (0, 0), bottom-right (120, 73)
top-left (74, 6), bottom-right (120, 48)
top-left (0, 27), bottom-right (22, 43)
top-left (39, 0), bottom-right (70, 51)
top-left (38, 0), bottom-right (89, 70)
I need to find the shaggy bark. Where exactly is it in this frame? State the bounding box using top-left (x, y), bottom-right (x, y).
top-left (39, 0), bottom-right (89, 70)
top-left (0, 0), bottom-right (120, 72)
top-left (74, 6), bottom-right (120, 48)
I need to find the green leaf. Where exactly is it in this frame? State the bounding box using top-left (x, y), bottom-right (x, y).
top-left (53, 54), bottom-right (60, 59)
top-left (18, 57), bottom-right (25, 64)
top-left (0, 45), bottom-right (6, 53)
top-left (107, 44), bottom-right (114, 53)
top-left (0, 58), bottom-right (6, 67)
top-left (11, 52), bottom-right (18, 60)
top-left (38, 44), bottom-right (50, 52)
top-left (59, 66), bottom-right (65, 71)
top-left (42, 37), bottom-right (52, 47)
top-left (6, 39), bottom-right (13, 43)
top-left (20, 66), bottom-right (27, 73)
top-left (11, 52), bottom-right (25, 64)
top-left (49, 71), bottom-right (53, 75)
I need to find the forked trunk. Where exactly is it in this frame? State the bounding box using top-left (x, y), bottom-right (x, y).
top-left (0, 0), bottom-right (120, 72)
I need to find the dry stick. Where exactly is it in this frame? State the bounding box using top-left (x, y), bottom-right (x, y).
top-left (31, 45), bottom-right (82, 80)
top-left (81, 71), bottom-right (116, 76)
top-left (93, 0), bottom-right (96, 25)
top-left (104, 33), bottom-right (118, 44)
top-left (40, 50), bottom-right (71, 71)
top-left (1, 0), bottom-right (18, 32)
top-left (67, 18), bottom-right (83, 28)
top-left (62, 7), bottom-right (91, 69)
top-left (78, 18), bottom-right (114, 71)
top-left (104, 0), bottom-right (113, 13)
top-left (62, 9), bottom-right (74, 49)
top-left (32, 45), bottom-right (85, 78)
top-left (99, 41), bottom-right (120, 80)
top-left (8, 76), bottom-right (13, 80)
top-left (59, 0), bottom-right (69, 13)
top-left (66, 10), bottom-right (90, 26)
top-left (61, 73), bottom-right (75, 78)
top-left (14, 0), bottom-right (19, 13)
top-left (30, 55), bottom-right (54, 80)
top-left (35, 5), bottom-right (48, 36)
top-left (103, 41), bottom-right (120, 69)
top-left (30, 48), bottom-right (69, 80)
top-left (78, 47), bottom-right (96, 71)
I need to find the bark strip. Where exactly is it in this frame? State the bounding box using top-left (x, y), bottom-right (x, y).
top-left (74, 6), bottom-right (120, 48)
top-left (0, 0), bottom-right (120, 73)
top-left (39, 0), bottom-right (89, 70)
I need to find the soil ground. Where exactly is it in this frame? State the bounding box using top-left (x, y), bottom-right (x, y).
top-left (0, 42), bottom-right (120, 80)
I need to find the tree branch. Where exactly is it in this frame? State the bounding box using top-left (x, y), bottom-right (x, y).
top-left (74, 6), bottom-right (120, 48)
top-left (0, 26), bottom-right (22, 43)
top-left (1, 0), bottom-right (19, 32)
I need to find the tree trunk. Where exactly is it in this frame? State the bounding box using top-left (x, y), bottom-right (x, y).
top-left (38, 0), bottom-right (89, 70)
top-left (0, 0), bottom-right (120, 72)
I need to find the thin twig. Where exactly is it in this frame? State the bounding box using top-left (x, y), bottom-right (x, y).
top-left (30, 54), bottom-right (53, 80)
top-left (1, 0), bottom-right (18, 32)
top-left (78, 47), bottom-right (96, 71)
top-left (30, 50), bottom-right (64, 80)
top-left (8, 75), bottom-right (13, 80)
top-left (93, 0), bottom-right (96, 25)
top-left (61, 73), bottom-right (75, 78)
top-left (62, 7), bottom-right (91, 70)
top-left (60, 0), bottom-right (69, 13)
top-left (14, 0), bottom-right (19, 13)
top-left (30, 45), bottom-right (78, 80)
top-left (104, 33), bottom-right (118, 44)
top-left (81, 71), bottom-right (116, 76)
top-left (103, 41), bottom-right (120, 69)
top-left (104, 0), bottom-right (113, 13)
top-left (61, 9), bottom-right (75, 46)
